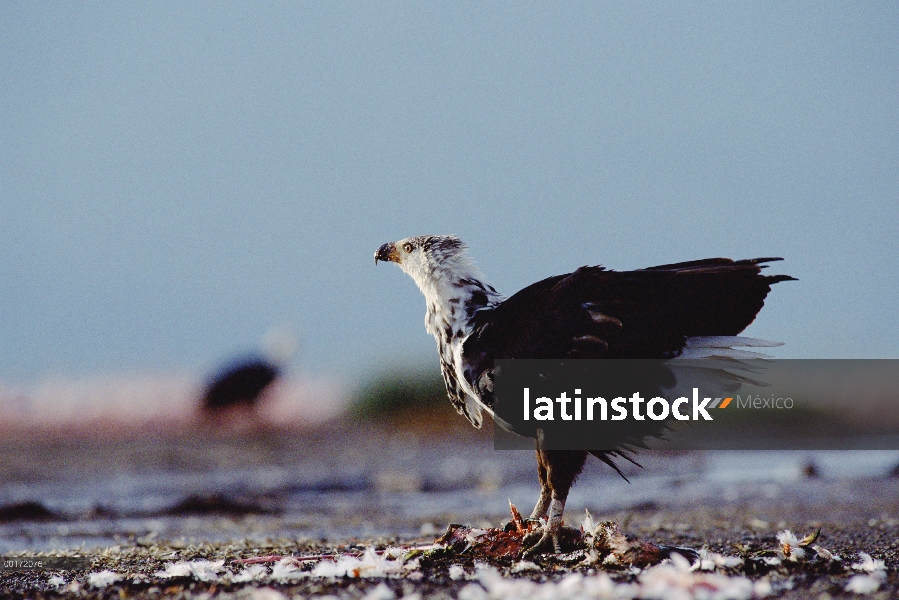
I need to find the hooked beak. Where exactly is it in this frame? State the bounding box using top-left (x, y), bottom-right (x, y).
top-left (374, 242), bottom-right (400, 265)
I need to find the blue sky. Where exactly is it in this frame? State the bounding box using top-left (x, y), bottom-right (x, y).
top-left (1, 2), bottom-right (897, 385)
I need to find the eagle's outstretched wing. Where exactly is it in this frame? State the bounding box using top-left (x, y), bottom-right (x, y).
top-left (462, 257), bottom-right (795, 407)
top-left (460, 257), bottom-right (794, 473)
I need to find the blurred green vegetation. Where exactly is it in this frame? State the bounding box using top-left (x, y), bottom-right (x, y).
top-left (351, 367), bottom-right (452, 420)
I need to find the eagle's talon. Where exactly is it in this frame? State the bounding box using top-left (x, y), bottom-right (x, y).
top-left (520, 529), bottom-right (562, 558)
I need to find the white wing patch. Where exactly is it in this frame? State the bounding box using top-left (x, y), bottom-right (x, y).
top-left (450, 336), bottom-right (495, 427)
top-left (678, 336), bottom-right (783, 360)
top-left (464, 395), bottom-right (484, 428)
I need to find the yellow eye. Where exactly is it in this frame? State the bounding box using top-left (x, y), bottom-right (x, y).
top-left (402, 242), bottom-right (414, 253)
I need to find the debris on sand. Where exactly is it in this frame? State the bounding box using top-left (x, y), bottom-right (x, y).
top-left (0, 500), bottom-right (59, 522)
top-left (845, 572), bottom-right (885, 594)
top-left (86, 570), bottom-right (122, 587)
top-left (776, 528), bottom-right (819, 561)
top-left (455, 556), bottom-right (769, 600)
top-left (437, 523), bottom-right (554, 560)
top-left (3, 504), bottom-right (894, 599)
top-left (163, 493), bottom-right (276, 516)
top-left (581, 515), bottom-right (698, 568)
top-left (154, 559), bottom-right (227, 581)
top-left (852, 552), bottom-right (887, 573)
top-left (435, 506), bottom-right (699, 569)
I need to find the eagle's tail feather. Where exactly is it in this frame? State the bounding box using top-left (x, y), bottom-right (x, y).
top-left (589, 449), bottom-right (646, 483)
top-left (589, 451), bottom-right (631, 482)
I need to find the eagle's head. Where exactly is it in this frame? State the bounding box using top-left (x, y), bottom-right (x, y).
top-left (375, 235), bottom-right (497, 429)
top-left (375, 235), bottom-right (472, 285)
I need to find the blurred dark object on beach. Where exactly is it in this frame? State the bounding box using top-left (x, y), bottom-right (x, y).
top-left (163, 492), bottom-right (278, 517)
top-left (0, 500), bottom-right (58, 523)
top-left (198, 326), bottom-right (300, 424)
top-left (200, 355), bottom-right (280, 414)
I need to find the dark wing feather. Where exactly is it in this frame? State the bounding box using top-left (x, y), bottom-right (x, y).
top-left (461, 258), bottom-right (794, 472)
top-left (466, 258), bottom-right (794, 369)
top-left (598, 257), bottom-right (796, 357)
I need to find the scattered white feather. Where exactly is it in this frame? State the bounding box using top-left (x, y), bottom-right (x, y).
top-left (813, 545), bottom-right (838, 561)
top-left (475, 567), bottom-right (619, 600)
top-left (154, 562), bottom-right (192, 578)
top-left (47, 575), bottom-right (66, 587)
top-left (777, 530), bottom-right (807, 561)
top-left (510, 561), bottom-right (542, 573)
top-left (382, 547), bottom-right (406, 559)
top-left (752, 578), bottom-right (774, 596)
top-left (462, 557), bottom-right (760, 600)
top-left (845, 573), bottom-right (885, 594)
top-left (581, 509), bottom-right (597, 535)
top-left (852, 552), bottom-right (886, 572)
top-left (310, 548), bottom-right (404, 578)
top-left (243, 588), bottom-right (289, 600)
top-left (457, 582), bottom-right (489, 600)
top-left (697, 549), bottom-right (743, 570)
top-left (362, 582), bottom-right (396, 600)
top-left (270, 557), bottom-right (306, 581)
top-left (231, 564), bottom-right (269, 582)
top-left (154, 559), bottom-right (226, 582)
top-left (449, 564), bottom-right (467, 580)
top-left (639, 553), bottom-right (754, 600)
top-left (87, 570), bottom-right (121, 587)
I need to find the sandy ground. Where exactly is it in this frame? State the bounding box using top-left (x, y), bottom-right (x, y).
top-left (1, 417), bottom-right (898, 598)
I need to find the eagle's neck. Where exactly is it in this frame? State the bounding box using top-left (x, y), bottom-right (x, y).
top-left (404, 253), bottom-right (502, 427)
top-left (408, 260), bottom-right (499, 346)
top-left (418, 263), bottom-right (499, 427)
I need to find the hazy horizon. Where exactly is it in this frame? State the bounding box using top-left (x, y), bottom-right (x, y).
top-left (2, 3), bottom-right (897, 387)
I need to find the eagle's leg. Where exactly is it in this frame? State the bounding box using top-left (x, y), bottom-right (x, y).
top-left (503, 439), bottom-right (552, 533)
top-left (528, 451), bottom-right (552, 520)
top-left (521, 444), bottom-right (588, 557)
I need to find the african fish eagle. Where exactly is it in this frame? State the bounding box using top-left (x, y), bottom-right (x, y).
top-left (375, 235), bottom-right (794, 555)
